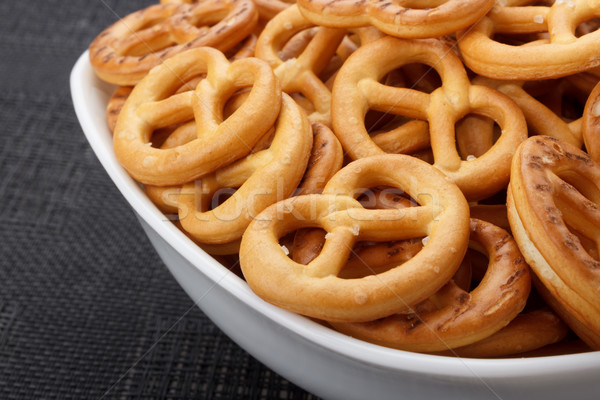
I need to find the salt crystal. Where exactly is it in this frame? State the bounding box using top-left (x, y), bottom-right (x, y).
top-left (534, 15), bottom-right (544, 24)
top-left (351, 225), bottom-right (360, 236)
top-left (283, 21), bottom-right (293, 30)
top-left (422, 236), bottom-right (430, 246)
top-left (281, 244), bottom-right (289, 255)
top-left (466, 155), bottom-right (476, 161)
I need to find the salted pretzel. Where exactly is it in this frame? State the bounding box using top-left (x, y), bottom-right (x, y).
top-left (255, 5), bottom-right (381, 125)
top-left (174, 94), bottom-right (312, 246)
top-left (331, 36), bottom-right (527, 201)
top-left (329, 219), bottom-right (530, 352)
top-left (458, 0), bottom-right (600, 80)
top-left (113, 46), bottom-right (281, 186)
top-left (89, 0), bottom-right (258, 85)
top-left (507, 136), bottom-right (600, 349)
top-left (296, 0), bottom-right (495, 39)
top-left (104, 32), bottom-right (257, 135)
top-left (240, 154), bottom-right (470, 322)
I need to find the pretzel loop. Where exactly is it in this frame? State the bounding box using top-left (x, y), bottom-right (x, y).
top-left (89, 0), bottom-right (258, 85)
top-left (458, 0), bottom-right (600, 80)
top-left (240, 154), bottom-right (470, 322)
top-left (507, 136), bottom-right (600, 349)
top-left (113, 47), bottom-right (281, 186)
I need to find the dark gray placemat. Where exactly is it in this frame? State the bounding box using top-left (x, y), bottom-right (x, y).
top-left (0, 1), bottom-right (317, 398)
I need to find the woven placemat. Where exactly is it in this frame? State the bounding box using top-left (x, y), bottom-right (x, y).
top-left (0, 1), bottom-right (317, 398)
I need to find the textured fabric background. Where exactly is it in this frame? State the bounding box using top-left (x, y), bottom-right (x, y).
top-left (0, 1), bottom-right (316, 398)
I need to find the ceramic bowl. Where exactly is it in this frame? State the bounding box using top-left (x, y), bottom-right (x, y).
top-left (71, 51), bottom-right (600, 400)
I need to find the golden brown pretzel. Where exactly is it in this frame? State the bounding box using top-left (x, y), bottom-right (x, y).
top-left (507, 135), bottom-right (600, 349)
top-left (329, 219), bottom-right (531, 352)
top-left (296, 0), bottom-right (495, 39)
top-left (89, 0), bottom-right (258, 85)
top-left (458, 0), bottom-right (600, 80)
top-left (175, 93), bottom-right (313, 246)
top-left (331, 36), bottom-right (527, 200)
top-left (240, 154), bottom-right (470, 322)
top-left (255, 5), bottom-right (381, 125)
top-left (106, 86), bottom-right (133, 133)
top-left (113, 47), bottom-right (281, 186)
top-left (441, 309), bottom-right (568, 358)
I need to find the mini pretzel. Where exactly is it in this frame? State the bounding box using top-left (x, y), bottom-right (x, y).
top-left (113, 47), bottom-right (281, 186)
top-left (330, 219), bottom-right (530, 352)
top-left (457, 0), bottom-right (600, 80)
top-left (296, 0), bottom-right (495, 39)
top-left (441, 309), bottom-right (568, 358)
top-left (89, 0), bottom-right (258, 85)
top-left (255, 5), bottom-right (381, 125)
top-left (331, 36), bottom-right (527, 200)
top-left (240, 154), bottom-right (470, 322)
top-left (104, 33), bottom-right (257, 135)
top-left (175, 93), bottom-right (313, 245)
top-left (507, 135), bottom-right (600, 349)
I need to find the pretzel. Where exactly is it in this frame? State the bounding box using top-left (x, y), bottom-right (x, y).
top-left (254, 0), bottom-right (296, 20)
top-left (104, 33), bottom-right (257, 136)
top-left (240, 154), bottom-right (470, 322)
top-left (440, 309), bottom-right (568, 358)
top-left (174, 93), bottom-right (312, 245)
top-left (507, 135), bottom-right (600, 349)
top-left (89, 0), bottom-right (258, 85)
top-left (255, 5), bottom-right (381, 125)
top-left (329, 219), bottom-right (530, 352)
top-left (331, 36), bottom-right (527, 200)
top-left (457, 0), bottom-right (600, 80)
top-left (113, 47), bottom-right (281, 186)
top-left (296, 0), bottom-right (495, 39)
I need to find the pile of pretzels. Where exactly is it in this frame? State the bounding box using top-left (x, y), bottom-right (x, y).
top-left (89, 0), bottom-right (600, 357)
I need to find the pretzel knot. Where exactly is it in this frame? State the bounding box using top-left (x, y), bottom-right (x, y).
top-left (89, 0), bottom-right (258, 85)
top-left (113, 46), bottom-right (281, 186)
top-left (331, 36), bottom-right (527, 201)
top-left (239, 154), bottom-right (470, 322)
top-left (458, 0), bottom-right (600, 80)
top-left (507, 136), bottom-right (600, 349)
top-left (296, 0), bottom-right (495, 38)
top-left (255, 5), bottom-right (381, 125)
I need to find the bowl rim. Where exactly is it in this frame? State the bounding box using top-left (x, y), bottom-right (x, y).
top-left (70, 49), bottom-right (600, 381)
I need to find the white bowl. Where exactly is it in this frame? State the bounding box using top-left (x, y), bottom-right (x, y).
top-left (70, 51), bottom-right (600, 400)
